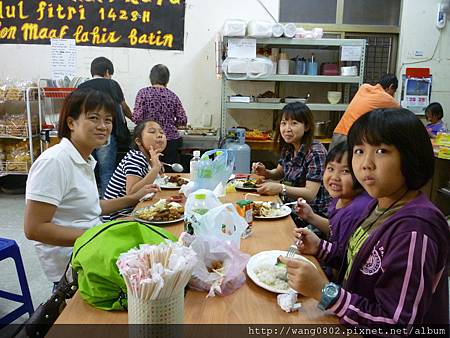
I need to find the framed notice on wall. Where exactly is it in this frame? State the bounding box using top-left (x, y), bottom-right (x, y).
top-left (0, 0), bottom-right (186, 50)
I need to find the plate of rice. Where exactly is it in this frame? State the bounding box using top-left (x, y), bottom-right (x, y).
top-left (246, 250), bottom-right (317, 294)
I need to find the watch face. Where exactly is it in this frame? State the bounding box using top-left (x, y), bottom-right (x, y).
top-left (325, 283), bottom-right (339, 298)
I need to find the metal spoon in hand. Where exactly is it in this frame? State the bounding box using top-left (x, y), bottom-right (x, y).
top-left (161, 162), bottom-right (184, 172)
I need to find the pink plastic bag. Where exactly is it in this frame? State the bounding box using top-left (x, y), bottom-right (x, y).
top-left (188, 237), bottom-right (250, 297)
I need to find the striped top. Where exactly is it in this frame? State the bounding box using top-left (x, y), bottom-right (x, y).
top-left (104, 149), bottom-right (149, 220)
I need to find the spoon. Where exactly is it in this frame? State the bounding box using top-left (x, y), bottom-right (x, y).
top-left (270, 201), bottom-right (299, 209)
top-left (161, 162), bottom-right (184, 173)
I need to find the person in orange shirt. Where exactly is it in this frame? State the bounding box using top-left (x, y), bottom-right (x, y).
top-left (331, 74), bottom-right (400, 149)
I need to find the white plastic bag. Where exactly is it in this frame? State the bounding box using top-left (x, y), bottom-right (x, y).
top-left (188, 237), bottom-right (250, 297)
top-left (187, 203), bottom-right (249, 297)
top-left (183, 189), bottom-right (222, 235)
top-left (192, 203), bottom-right (248, 248)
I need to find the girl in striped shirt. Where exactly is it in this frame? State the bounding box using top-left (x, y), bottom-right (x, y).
top-left (103, 119), bottom-right (166, 219)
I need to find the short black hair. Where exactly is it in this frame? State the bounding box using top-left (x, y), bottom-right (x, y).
top-left (348, 108), bottom-right (434, 190)
top-left (150, 64), bottom-right (170, 86)
top-left (326, 141), bottom-right (362, 190)
top-left (58, 88), bottom-right (116, 139)
top-left (326, 141), bottom-right (348, 165)
top-left (379, 73), bottom-right (398, 90)
top-left (91, 57), bottom-right (114, 77)
top-left (425, 102), bottom-right (443, 119)
top-left (275, 102), bottom-right (315, 154)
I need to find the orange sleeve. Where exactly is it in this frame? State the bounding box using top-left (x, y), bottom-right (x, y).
top-left (334, 85), bottom-right (400, 135)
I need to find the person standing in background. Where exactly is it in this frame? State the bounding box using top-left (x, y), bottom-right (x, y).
top-left (133, 64), bottom-right (187, 169)
top-left (330, 74), bottom-right (400, 149)
top-left (78, 57), bottom-right (132, 196)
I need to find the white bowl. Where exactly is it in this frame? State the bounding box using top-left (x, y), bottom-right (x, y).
top-left (327, 91), bottom-right (342, 104)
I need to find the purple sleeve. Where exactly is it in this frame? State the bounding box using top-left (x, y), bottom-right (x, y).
top-left (327, 230), bottom-right (440, 326)
top-left (174, 95), bottom-right (187, 126)
top-left (317, 239), bottom-right (347, 270)
top-left (132, 89), bottom-right (144, 124)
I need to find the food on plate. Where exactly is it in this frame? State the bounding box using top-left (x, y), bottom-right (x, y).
top-left (167, 175), bottom-right (189, 186)
top-left (253, 201), bottom-right (286, 218)
top-left (243, 178), bottom-right (257, 188)
top-left (246, 129), bottom-right (271, 140)
top-left (134, 199), bottom-right (184, 222)
top-left (235, 177), bottom-right (264, 189)
top-left (253, 263), bottom-right (289, 291)
top-left (168, 195), bottom-right (184, 203)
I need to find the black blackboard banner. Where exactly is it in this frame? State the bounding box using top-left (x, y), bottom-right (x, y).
top-left (0, 0), bottom-right (185, 50)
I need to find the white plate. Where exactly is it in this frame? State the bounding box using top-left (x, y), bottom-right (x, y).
top-left (256, 97), bottom-right (281, 103)
top-left (156, 176), bottom-right (190, 190)
top-left (284, 98), bottom-right (307, 103)
top-left (233, 179), bottom-right (258, 191)
top-left (246, 250), bottom-right (317, 294)
top-left (134, 216), bottom-right (183, 226)
top-left (254, 205), bottom-right (291, 219)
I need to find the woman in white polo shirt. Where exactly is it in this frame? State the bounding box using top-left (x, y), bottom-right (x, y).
top-left (24, 88), bottom-right (159, 285)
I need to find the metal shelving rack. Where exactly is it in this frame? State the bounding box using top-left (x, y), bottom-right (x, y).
top-left (0, 87), bottom-right (40, 176)
top-left (220, 37), bottom-right (366, 137)
top-left (37, 81), bottom-right (76, 153)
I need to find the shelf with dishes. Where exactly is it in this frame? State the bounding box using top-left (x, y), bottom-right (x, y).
top-left (226, 102), bottom-right (348, 111)
top-left (226, 75), bottom-right (360, 83)
top-left (253, 37), bottom-right (368, 48)
top-left (220, 37), bottom-right (365, 139)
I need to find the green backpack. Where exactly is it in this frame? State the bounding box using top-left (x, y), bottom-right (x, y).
top-left (71, 220), bottom-right (177, 311)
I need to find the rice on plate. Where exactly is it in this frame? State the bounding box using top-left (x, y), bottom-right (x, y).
top-left (253, 263), bottom-right (289, 291)
top-left (246, 250), bottom-right (318, 294)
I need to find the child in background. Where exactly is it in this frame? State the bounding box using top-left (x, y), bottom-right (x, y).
top-left (103, 119), bottom-right (166, 219)
top-left (280, 108), bottom-right (449, 328)
top-left (425, 102), bottom-right (445, 137)
top-left (294, 141), bottom-right (372, 277)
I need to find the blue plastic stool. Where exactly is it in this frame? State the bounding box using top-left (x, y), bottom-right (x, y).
top-left (0, 238), bottom-right (34, 328)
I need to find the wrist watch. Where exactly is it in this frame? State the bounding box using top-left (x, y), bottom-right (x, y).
top-left (318, 282), bottom-right (340, 311)
top-left (281, 184), bottom-right (287, 197)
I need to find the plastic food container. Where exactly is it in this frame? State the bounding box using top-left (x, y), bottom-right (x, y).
top-left (247, 20), bottom-right (273, 38)
top-left (223, 19), bottom-right (246, 37)
top-left (340, 66), bottom-right (358, 76)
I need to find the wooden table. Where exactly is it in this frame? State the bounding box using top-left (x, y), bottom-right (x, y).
top-left (53, 175), bottom-right (338, 326)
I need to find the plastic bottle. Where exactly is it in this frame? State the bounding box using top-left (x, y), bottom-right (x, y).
top-left (189, 150), bottom-right (201, 181)
top-left (184, 193), bottom-right (209, 235)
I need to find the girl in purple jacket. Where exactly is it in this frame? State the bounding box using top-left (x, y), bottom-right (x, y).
top-left (294, 140), bottom-right (372, 242)
top-left (280, 108), bottom-right (449, 329)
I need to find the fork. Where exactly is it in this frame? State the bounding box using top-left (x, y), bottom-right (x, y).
top-left (280, 245), bottom-right (298, 281)
top-left (286, 245), bottom-right (297, 258)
